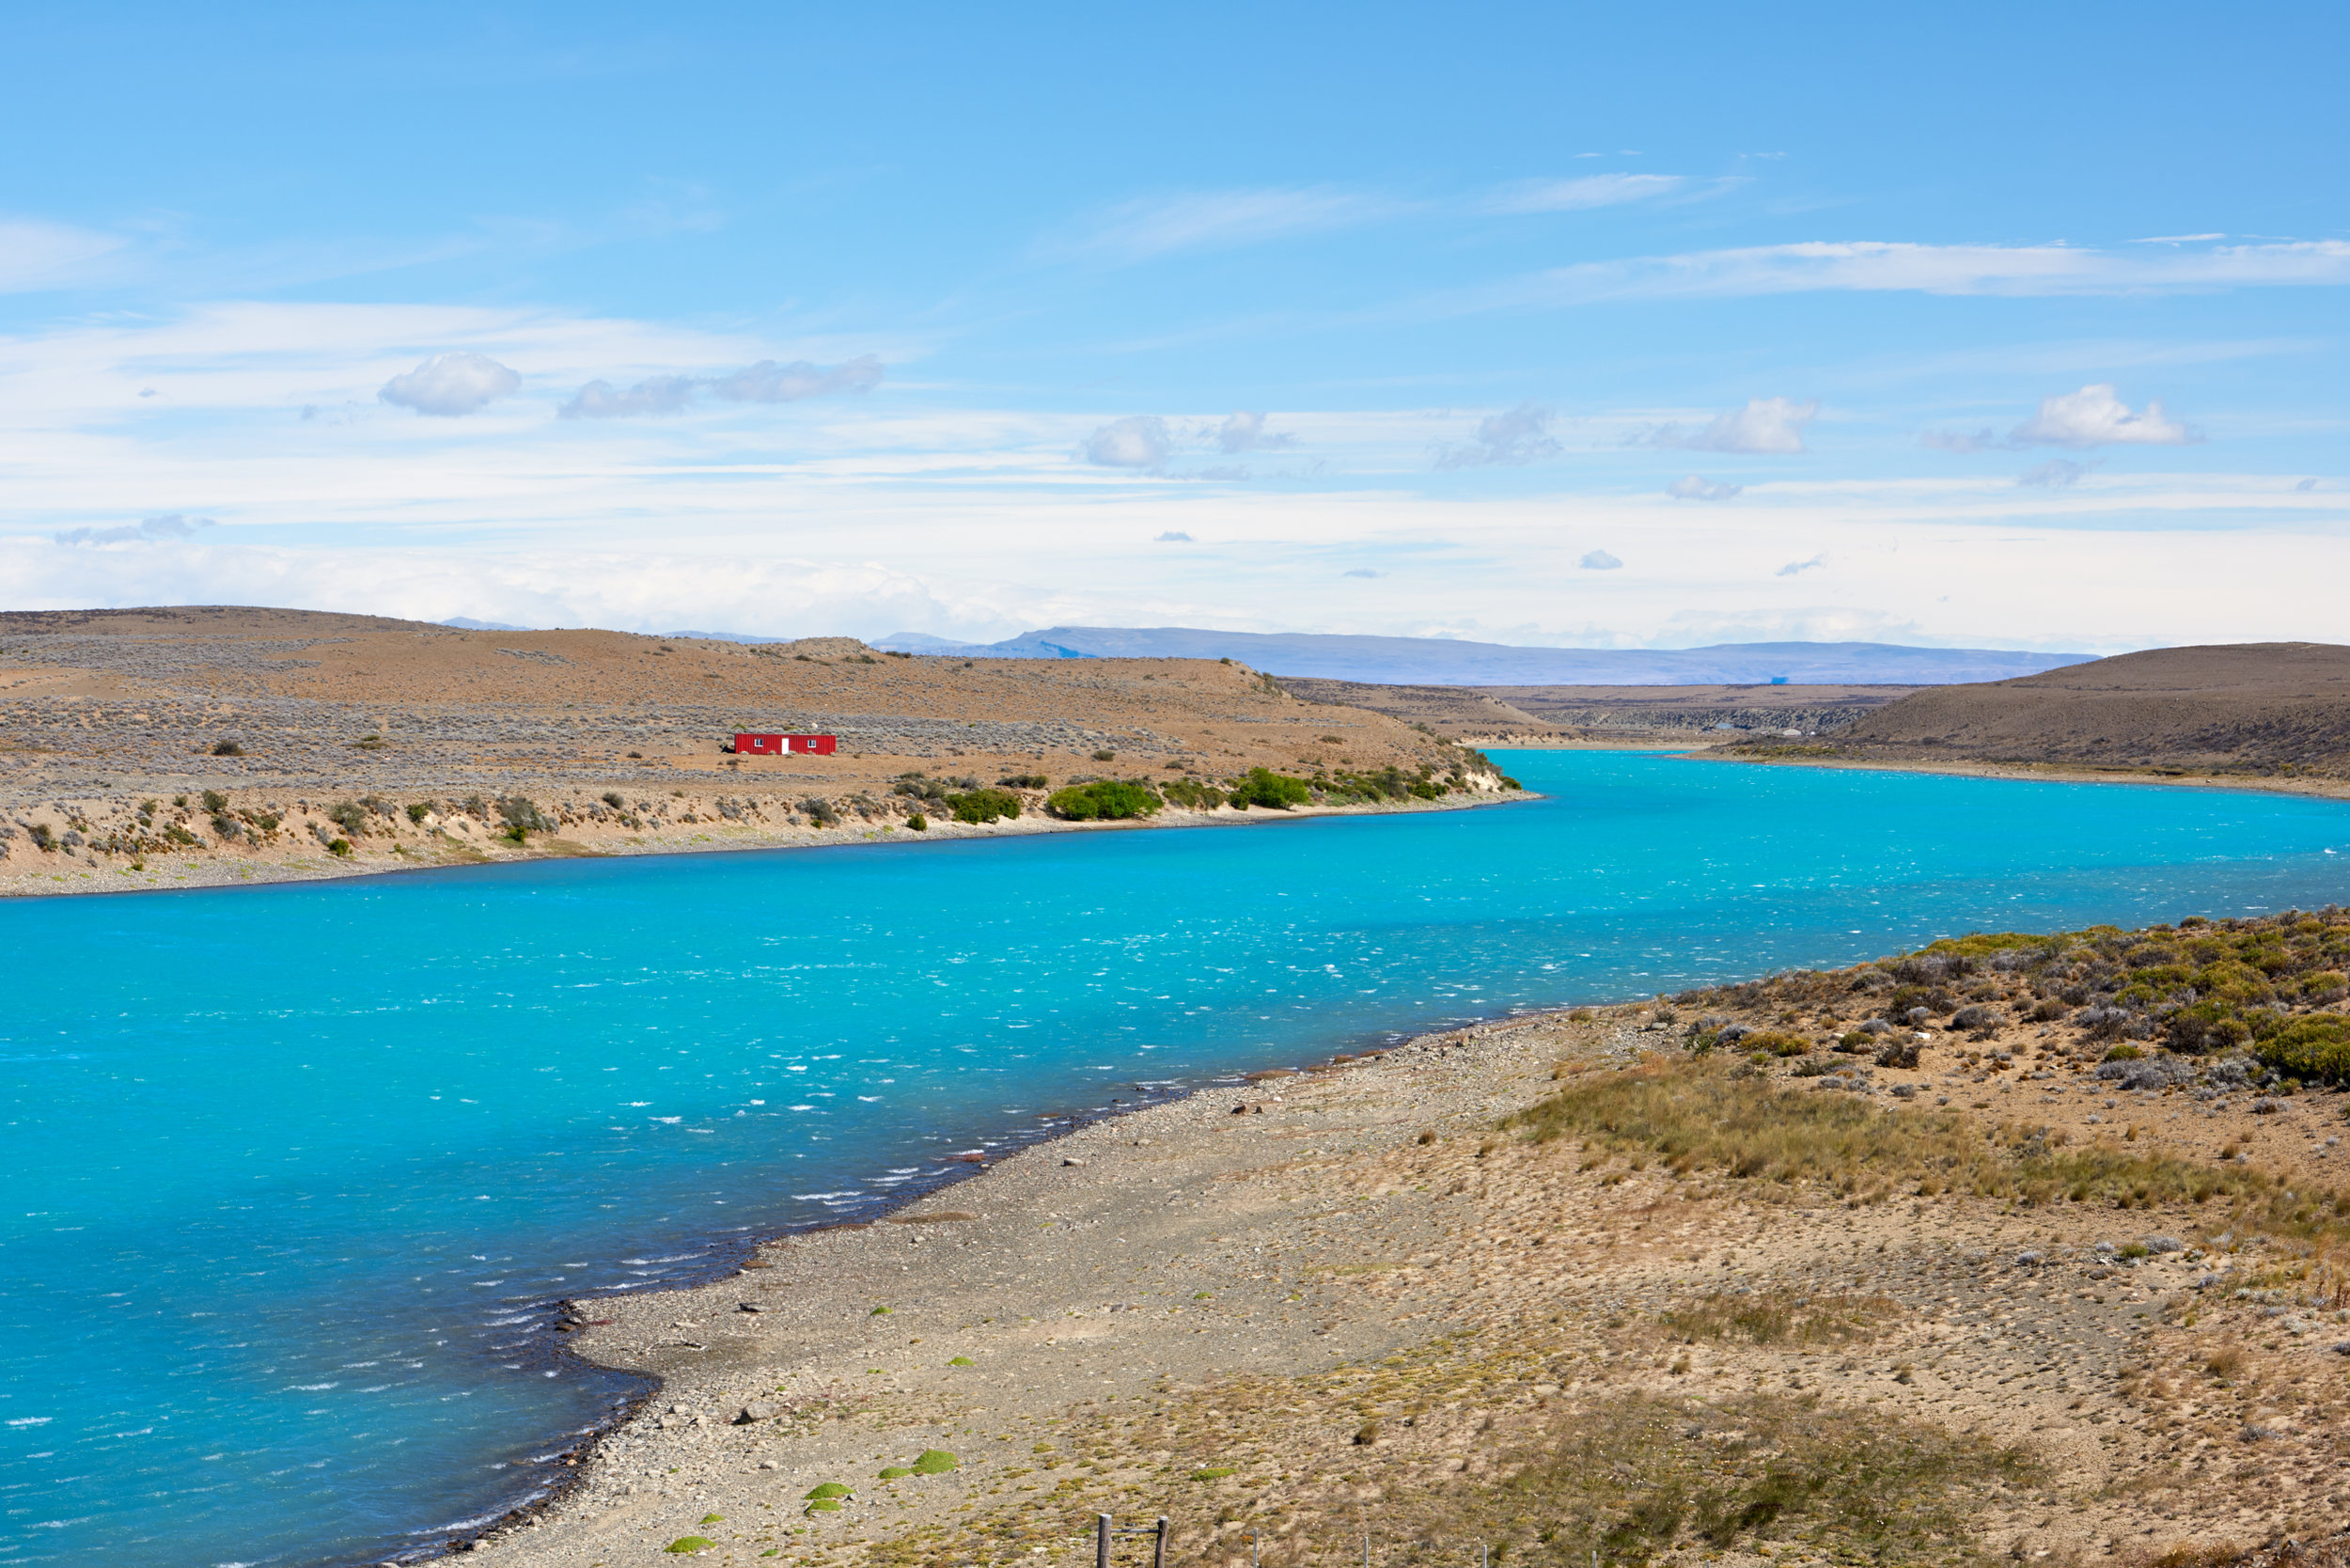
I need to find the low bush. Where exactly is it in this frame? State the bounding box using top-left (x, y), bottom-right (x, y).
top-left (200, 789), bottom-right (227, 812)
top-left (601, 792), bottom-right (624, 809)
top-left (498, 797), bottom-right (550, 841)
top-left (327, 838), bottom-right (352, 858)
top-left (325, 800), bottom-right (369, 837)
top-left (2257, 1015), bottom-right (2350, 1082)
top-left (27, 822), bottom-right (55, 851)
top-left (212, 738), bottom-right (243, 756)
top-left (947, 788), bottom-right (1021, 824)
top-left (408, 802), bottom-right (431, 823)
top-left (1226, 767), bottom-right (1311, 810)
top-left (1161, 778), bottom-right (1226, 809)
top-left (1047, 780), bottom-right (1160, 821)
top-left (997, 774), bottom-right (1048, 790)
top-left (1742, 1030), bottom-right (1810, 1058)
top-left (800, 797), bottom-right (839, 827)
top-left (906, 813), bottom-right (928, 831)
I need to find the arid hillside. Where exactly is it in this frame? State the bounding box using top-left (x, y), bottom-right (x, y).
top-left (1794, 643), bottom-right (2350, 778)
top-left (1280, 676), bottom-right (1917, 744)
top-left (0, 606), bottom-right (1502, 895)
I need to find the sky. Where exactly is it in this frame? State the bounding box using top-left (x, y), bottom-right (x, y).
top-left (1, 2), bottom-right (2344, 653)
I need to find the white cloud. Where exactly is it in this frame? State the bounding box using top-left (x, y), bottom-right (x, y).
top-left (1432, 238), bottom-right (2350, 317)
top-left (1666, 475), bottom-right (1743, 501)
top-left (1435, 402), bottom-right (1560, 469)
top-left (2011, 384), bottom-right (2193, 447)
top-left (378, 352), bottom-right (522, 416)
top-left (2017, 458), bottom-right (2095, 488)
top-left (1774, 553), bottom-right (1826, 576)
top-left (1083, 416), bottom-right (1172, 469)
top-left (558, 355), bottom-right (884, 418)
top-left (1653, 397), bottom-right (1815, 454)
top-left (711, 355), bottom-right (885, 403)
top-left (1578, 549), bottom-right (1622, 571)
top-left (54, 513), bottom-right (216, 546)
top-left (1481, 174), bottom-right (1686, 214)
top-left (1058, 187), bottom-right (1392, 262)
top-left (1920, 427), bottom-right (1998, 453)
top-left (2297, 478), bottom-right (2320, 492)
top-left (1154, 530), bottom-right (1193, 542)
top-left (1213, 411), bottom-right (1293, 453)
top-left (1343, 568), bottom-right (1385, 578)
top-left (560, 375), bottom-right (698, 419)
top-left (0, 218), bottom-right (132, 293)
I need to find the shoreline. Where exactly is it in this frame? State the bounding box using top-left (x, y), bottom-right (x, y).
top-left (1688, 747), bottom-right (2350, 801)
top-left (0, 787), bottom-right (1529, 903)
top-left (436, 961), bottom-right (2350, 1568)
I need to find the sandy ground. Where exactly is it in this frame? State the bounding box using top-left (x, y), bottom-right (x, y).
top-left (0, 607), bottom-right (1510, 898)
top-left (446, 996), bottom-right (2350, 1568)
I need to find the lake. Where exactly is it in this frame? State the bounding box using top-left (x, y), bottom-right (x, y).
top-left (3, 750), bottom-right (2346, 1566)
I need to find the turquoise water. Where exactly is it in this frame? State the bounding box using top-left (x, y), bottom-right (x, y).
top-left (4, 750), bottom-right (2349, 1567)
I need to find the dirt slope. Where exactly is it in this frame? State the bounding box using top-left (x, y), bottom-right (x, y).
top-left (0, 606), bottom-right (1497, 896)
top-left (1810, 643), bottom-right (2350, 777)
top-left (1280, 677), bottom-right (1917, 745)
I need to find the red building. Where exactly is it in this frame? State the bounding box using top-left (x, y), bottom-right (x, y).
top-left (733, 733), bottom-right (838, 756)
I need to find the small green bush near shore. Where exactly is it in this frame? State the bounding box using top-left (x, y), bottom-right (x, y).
top-left (1161, 778), bottom-right (1226, 809)
top-left (947, 788), bottom-right (1021, 824)
top-left (1225, 767), bottom-right (1311, 809)
top-left (907, 813), bottom-right (928, 831)
top-left (1048, 780), bottom-right (1160, 820)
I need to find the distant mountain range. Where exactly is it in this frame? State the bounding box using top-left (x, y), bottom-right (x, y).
top-left (868, 626), bottom-right (2094, 686)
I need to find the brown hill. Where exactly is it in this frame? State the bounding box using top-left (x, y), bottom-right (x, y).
top-left (1279, 676), bottom-right (1917, 743)
top-left (1810, 642), bottom-right (2350, 776)
top-left (0, 605), bottom-right (1495, 894)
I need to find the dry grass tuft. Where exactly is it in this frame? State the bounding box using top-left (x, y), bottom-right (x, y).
top-left (1499, 1057), bottom-right (2347, 1245)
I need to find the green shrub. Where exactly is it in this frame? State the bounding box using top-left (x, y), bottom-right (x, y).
top-left (665, 1538), bottom-right (715, 1554)
top-left (910, 1450), bottom-right (958, 1474)
top-left (601, 792), bottom-right (623, 809)
top-left (947, 788), bottom-right (1021, 824)
top-left (1162, 778), bottom-right (1226, 809)
top-left (1226, 767), bottom-right (1311, 810)
top-left (212, 738), bottom-right (243, 756)
top-left (997, 774), bottom-right (1048, 790)
top-left (1407, 781), bottom-right (1444, 800)
top-left (327, 838), bottom-right (352, 857)
top-left (1744, 1031), bottom-right (1811, 1058)
top-left (201, 789), bottom-right (228, 812)
top-left (1500, 775), bottom-right (1524, 790)
top-left (498, 797), bottom-right (550, 839)
top-left (27, 823), bottom-right (55, 851)
top-left (325, 800), bottom-right (369, 837)
top-left (907, 813), bottom-right (928, 831)
top-left (1091, 749), bottom-right (1116, 761)
top-left (879, 1466), bottom-right (912, 1480)
top-left (2257, 1016), bottom-right (2350, 1082)
top-left (1047, 780), bottom-right (1161, 821)
top-left (407, 802), bottom-right (431, 823)
top-left (800, 797), bottom-right (839, 827)
top-left (805, 1482), bottom-right (853, 1500)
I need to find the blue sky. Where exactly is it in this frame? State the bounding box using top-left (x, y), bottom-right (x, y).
top-left (2, 2), bottom-right (2344, 651)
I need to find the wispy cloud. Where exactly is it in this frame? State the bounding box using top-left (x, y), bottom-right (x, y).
top-left (1480, 174), bottom-right (1686, 214)
top-left (1920, 427), bottom-right (1998, 453)
top-left (1578, 549), bottom-right (1623, 571)
top-left (1435, 402), bottom-right (1560, 469)
top-left (0, 218), bottom-right (132, 293)
top-left (1427, 238), bottom-right (2350, 316)
top-left (1053, 186), bottom-right (1397, 262)
top-left (55, 513), bottom-right (216, 546)
top-left (1666, 475), bottom-right (1743, 500)
top-left (2017, 458), bottom-right (2095, 488)
top-left (559, 355), bottom-right (883, 419)
top-left (1774, 553), bottom-right (1826, 576)
top-left (1210, 411), bottom-right (1294, 453)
